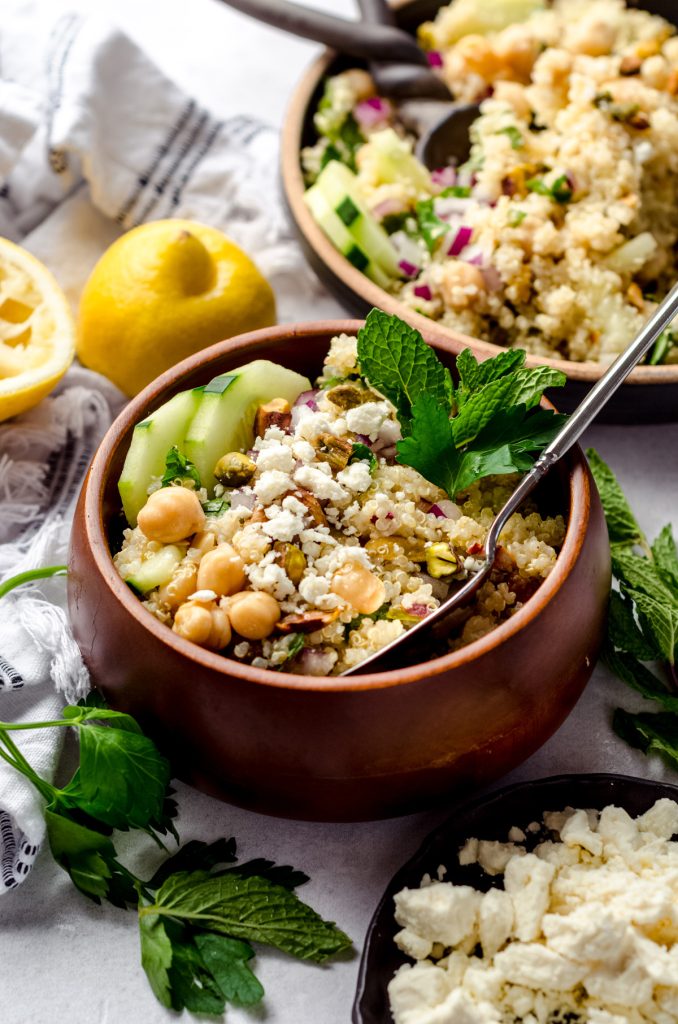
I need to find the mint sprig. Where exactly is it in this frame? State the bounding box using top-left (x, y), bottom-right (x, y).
top-left (588, 449), bottom-right (678, 766)
top-left (357, 311), bottom-right (566, 499)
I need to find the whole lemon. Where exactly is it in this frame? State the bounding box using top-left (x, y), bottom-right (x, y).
top-left (77, 220), bottom-right (276, 396)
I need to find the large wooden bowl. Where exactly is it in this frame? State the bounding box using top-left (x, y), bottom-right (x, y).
top-left (68, 321), bottom-right (611, 822)
top-left (281, 0), bottom-right (678, 422)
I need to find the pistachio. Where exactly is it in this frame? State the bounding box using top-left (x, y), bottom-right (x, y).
top-left (426, 543), bottom-right (458, 578)
top-left (314, 432), bottom-right (353, 471)
top-left (386, 606), bottom-right (424, 625)
top-left (276, 609), bottom-right (340, 634)
top-left (254, 398), bottom-right (291, 437)
top-left (213, 451), bottom-right (256, 487)
top-left (275, 542), bottom-right (307, 584)
top-left (325, 383), bottom-right (371, 410)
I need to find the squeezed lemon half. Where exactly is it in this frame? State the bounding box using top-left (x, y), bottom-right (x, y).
top-left (0, 238), bottom-right (75, 422)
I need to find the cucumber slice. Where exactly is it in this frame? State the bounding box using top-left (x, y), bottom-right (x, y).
top-left (118, 387), bottom-right (204, 526)
top-left (363, 128), bottom-right (432, 194)
top-left (126, 545), bottom-right (184, 594)
top-left (304, 185), bottom-right (392, 289)
top-left (313, 161), bottom-right (402, 278)
top-left (184, 360), bottom-right (311, 490)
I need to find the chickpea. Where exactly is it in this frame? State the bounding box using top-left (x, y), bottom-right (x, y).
top-left (330, 562), bottom-right (386, 614)
top-left (228, 591), bottom-right (281, 640)
top-left (172, 602), bottom-right (213, 644)
top-left (189, 531), bottom-right (216, 558)
top-left (172, 601), bottom-right (232, 650)
top-left (157, 563), bottom-right (198, 610)
top-left (137, 487), bottom-right (205, 543)
top-left (205, 607), bottom-right (232, 650)
top-left (196, 543), bottom-right (246, 596)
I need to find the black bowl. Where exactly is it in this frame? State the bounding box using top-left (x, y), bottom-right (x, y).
top-left (352, 772), bottom-right (678, 1023)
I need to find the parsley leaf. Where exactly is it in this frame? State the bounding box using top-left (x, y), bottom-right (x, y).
top-left (202, 498), bottom-right (230, 517)
top-left (508, 209), bottom-right (527, 226)
top-left (495, 126), bottom-right (524, 149)
top-left (586, 449), bottom-right (646, 549)
top-left (526, 174), bottom-right (572, 204)
top-left (414, 197), bottom-right (449, 253)
top-left (357, 309), bottom-right (453, 432)
top-left (162, 446), bottom-right (201, 490)
top-left (350, 441), bottom-right (377, 473)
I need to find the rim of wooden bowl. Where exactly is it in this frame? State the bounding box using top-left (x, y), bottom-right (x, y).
top-left (280, 31), bottom-right (678, 388)
top-left (80, 319), bottom-right (594, 694)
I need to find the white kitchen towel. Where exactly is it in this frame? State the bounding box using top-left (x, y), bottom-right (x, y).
top-left (0, 1), bottom-right (337, 892)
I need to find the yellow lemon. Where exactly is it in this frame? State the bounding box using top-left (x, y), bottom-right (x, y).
top-left (77, 219), bottom-right (277, 396)
top-left (0, 238), bottom-right (75, 423)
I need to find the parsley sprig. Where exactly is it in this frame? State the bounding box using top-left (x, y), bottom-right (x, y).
top-left (0, 691), bottom-right (351, 1015)
top-left (588, 449), bottom-right (678, 761)
top-left (357, 310), bottom-right (567, 499)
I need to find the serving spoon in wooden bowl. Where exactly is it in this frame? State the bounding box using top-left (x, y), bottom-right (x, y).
top-left (219, 0), bottom-right (478, 165)
top-left (341, 281), bottom-right (678, 675)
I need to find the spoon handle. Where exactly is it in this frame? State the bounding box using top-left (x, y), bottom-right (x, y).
top-left (217, 0), bottom-right (427, 64)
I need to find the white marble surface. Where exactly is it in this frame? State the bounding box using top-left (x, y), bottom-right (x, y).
top-left (1, 1), bottom-right (678, 1022)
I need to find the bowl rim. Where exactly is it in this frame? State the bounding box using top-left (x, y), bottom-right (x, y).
top-left (79, 318), bottom-right (593, 693)
top-left (280, 21), bottom-right (678, 388)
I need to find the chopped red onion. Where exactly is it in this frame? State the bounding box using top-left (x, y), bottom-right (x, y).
top-left (431, 166), bottom-right (457, 189)
top-left (501, 176), bottom-right (517, 197)
top-left (447, 225), bottom-right (473, 257)
top-left (231, 490), bottom-right (256, 511)
top-left (436, 499), bottom-right (462, 520)
top-left (354, 96), bottom-right (392, 128)
top-left (398, 259), bottom-right (419, 279)
top-left (434, 195), bottom-right (474, 219)
top-left (354, 433), bottom-right (372, 446)
top-left (460, 243), bottom-right (485, 267)
top-left (413, 284), bottom-right (432, 301)
top-left (293, 389), bottom-right (319, 411)
top-left (427, 50), bottom-right (443, 68)
top-left (429, 503), bottom-right (446, 518)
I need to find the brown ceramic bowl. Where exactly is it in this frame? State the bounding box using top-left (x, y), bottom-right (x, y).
top-left (68, 321), bottom-right (611, 822)
top-left (280, 0), bottom-right (678, 422)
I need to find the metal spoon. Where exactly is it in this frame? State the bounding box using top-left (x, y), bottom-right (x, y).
top-left (218, 0), bottom-right (477, 164)
top-left (340, 282), bottom-right (678, 676)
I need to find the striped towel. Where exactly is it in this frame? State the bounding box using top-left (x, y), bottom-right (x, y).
top-left (0, 2), bottom-right (338, 892)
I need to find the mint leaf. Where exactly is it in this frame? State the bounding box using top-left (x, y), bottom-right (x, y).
top-left (613, 709), bottom-right (678, 770)
top-left (603, 645), bottom-right (678, 712)
top-left (612, 551), bottom-right (678, 663)
top-left (161, 446), bottom-right (201, 490)
top-left (151, 871), bottom-right (352, 962)
top-left (607, 591), bottom-right (658, 661)
top-left (219, 857), bottom-right (309, 891)
top-left (503, 366), bottom-right (567, 408)
top-left (202, 498), bottom-right (230, 517)
top-left (139, 912), bottom-right (173, 1008)
top-left (147, 838), bottom-right (238, 889)
top-left (194, 934), bottom-right (264, 1006)
top-left (586, 449), bottom-right (645, 548)
top-left (349, 441), bottom-right (377, 473)
top-left (452, 375), bottom-right (517, 447)
top-left (455, 348), bottom-right (525, 398)
top-left (652, 524), bottom-right (678, 594)
top-left (357, 310), bottom-right (452, 430)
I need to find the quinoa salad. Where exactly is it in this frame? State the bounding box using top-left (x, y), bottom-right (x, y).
top-left (113, 313), bottom-right (566, 676)
top-left (302, 0), bottom-right (678, 365)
